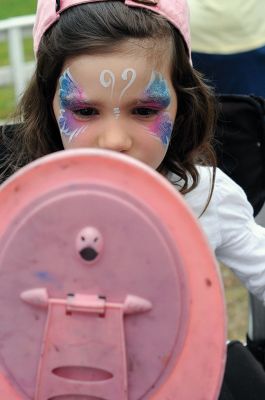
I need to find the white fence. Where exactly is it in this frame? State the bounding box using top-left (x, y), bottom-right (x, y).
top-left (0, 15), bottom-right (35, 102)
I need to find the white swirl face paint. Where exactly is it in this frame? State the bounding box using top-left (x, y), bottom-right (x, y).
top-left (113, 107), bottom-right (121, 119)
top-left (99, 70), bottom-right (116, 99)
top-left (99, 68), bottom-right (137, 118)
top-left (119, 68), bottom-right (137, 101)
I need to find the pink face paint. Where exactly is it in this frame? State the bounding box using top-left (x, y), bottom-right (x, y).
top-left (148, 112), bottom-right (174, 146)
top-left (141, 72), bottom-right (173, 146)
top-left (58, 69), bottom-right (88, 142)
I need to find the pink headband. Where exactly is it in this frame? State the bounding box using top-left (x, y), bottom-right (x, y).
top-left (33, 0), bottom-right (191, 56)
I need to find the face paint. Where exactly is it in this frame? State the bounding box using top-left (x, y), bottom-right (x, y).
top-left (141, 72), bottom-right (173, 146)
top-left (100, 68), bottom-right (137, 118)
top-left (119, 68), bottom-right (137, 102)
top-left (147, 112), bottom-right (173, 147)
top-left (58, 68), bottom-right (88, 142)
top-left (100, 69), bottom-right (116, 99)
top-left (143, 71), bottom-right (171, 108)
top-left (113, 107), bottom-right (121, 119)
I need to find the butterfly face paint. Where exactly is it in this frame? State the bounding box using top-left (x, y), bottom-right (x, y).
top-left (58, 69), bottom-right (88, 142)
top-left (141, 72), bottom-right (174, 147)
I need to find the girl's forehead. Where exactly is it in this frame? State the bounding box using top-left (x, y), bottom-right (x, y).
top-left (63, 50), bottom-right (172, 84)
top-left (63, 38), bottom-right (173, 79)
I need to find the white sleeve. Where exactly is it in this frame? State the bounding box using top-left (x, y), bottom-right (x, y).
top-left (214, 169), bottom-right (265, 304)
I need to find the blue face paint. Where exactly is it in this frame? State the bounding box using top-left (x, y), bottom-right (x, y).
top-left (141, 72), bottom-right (174, 147)
top-left (157, 113), bottom-right (174, 146)
top-left (148, 112), bottom-right (173, 147)
top-left (143, 72), bottom-right (171, 108)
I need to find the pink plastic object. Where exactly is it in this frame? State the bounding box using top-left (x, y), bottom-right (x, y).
top-left (0, 149), bottom-right (226, 400)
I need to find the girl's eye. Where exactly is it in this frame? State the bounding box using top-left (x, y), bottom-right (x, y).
top-left (132, 107), bottom-right (160, 117)
top-left (73, 108), bottom-right (99, 118)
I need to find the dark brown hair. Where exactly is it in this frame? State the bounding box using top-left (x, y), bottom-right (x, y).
top-left (1, 1), bottom-right (217, 198)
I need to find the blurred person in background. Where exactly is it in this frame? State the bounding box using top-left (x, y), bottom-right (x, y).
top-left (188, 0), bottom-right (265, 96)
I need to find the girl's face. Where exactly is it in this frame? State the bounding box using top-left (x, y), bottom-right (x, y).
top-left (53, 43), bottom-right (177, 169)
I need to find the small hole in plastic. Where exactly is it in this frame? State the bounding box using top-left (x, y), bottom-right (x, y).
top-left (48, 396), bottom-right (106, 400)
top-left (52, 366), bottom-right (113, 382)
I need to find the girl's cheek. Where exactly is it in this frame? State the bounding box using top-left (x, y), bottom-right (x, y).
top-left (147, 113), bottom-right (174, 147)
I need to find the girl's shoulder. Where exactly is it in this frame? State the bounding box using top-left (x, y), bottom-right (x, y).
top-left (197, 165), bottom-right (245, 194)
top-left (182, 166), bottom-right (257, 252)
top-left (181, 165), bottom-right (253, 218)
top-left (173, 166), bottom-right (255, 248)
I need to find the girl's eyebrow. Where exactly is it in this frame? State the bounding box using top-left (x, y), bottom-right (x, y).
top-left (60, 95), bottom-right (98, 107)
top-left (136, 94), bottom-right (171, 107)
top-left (59, 94), bottom-right (171, 108)
top-left (137, 97), bottom-right (169, 103)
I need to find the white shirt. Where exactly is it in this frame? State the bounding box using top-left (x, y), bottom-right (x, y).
top-left (188, 0), bottom-right (265, 54)
top-left (176, 166), bottom-right (265, 304)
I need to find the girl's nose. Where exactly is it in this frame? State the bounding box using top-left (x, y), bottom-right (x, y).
top-left (98, 122), bottom-right (132, 153)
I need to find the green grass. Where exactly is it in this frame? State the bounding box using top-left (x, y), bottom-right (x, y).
top-left (221, 265), bottom-right (248, 341)
top-left (0, 0), bottom-right (35, 19)
top-left (0, 0), bottom-right (35, 119)
top-left (0, 85), bottom-right (15, 121)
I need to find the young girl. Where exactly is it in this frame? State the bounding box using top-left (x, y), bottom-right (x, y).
top-left (1, 1), bottom-right (265, 398)
top-left (2, 1), bottom-right (265, 317)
